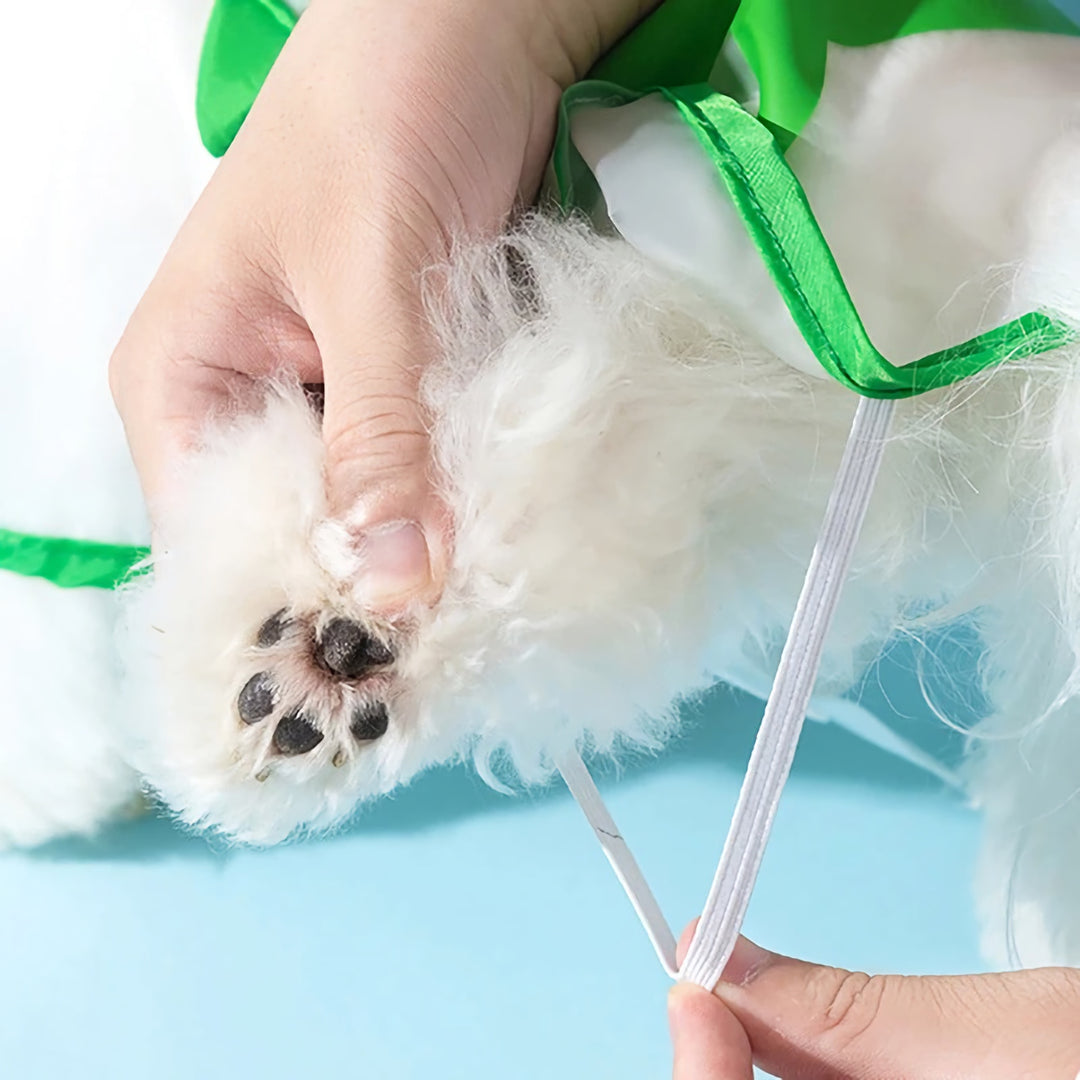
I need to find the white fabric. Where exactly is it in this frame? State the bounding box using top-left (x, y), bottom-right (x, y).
top-left (571, 95), bottom-right (822, 378)
top-left (0, 0), bottom-right (213, 544)
top-left (557, 751), bottom-right (679, 976)
top-left (788, 34), bottom-right (1080, 365)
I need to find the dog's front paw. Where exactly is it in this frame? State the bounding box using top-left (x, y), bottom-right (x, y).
top-left (122, 220), bottom-right (763, 844)
top-left (232, 610), bottom-right (395, 779)
top-left (120, 384), bottom-right (438, 844)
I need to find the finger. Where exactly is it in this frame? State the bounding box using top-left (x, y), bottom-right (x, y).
top-left (713, 940), bottom-right (1080, 1080)
top-left (304, 223), bottom-right (449, 614)
top-left (676, 918), bottom-right (700, 967)
top-left (110, 297), bottom-right (287, 512)
top-left (669, 984), bottom-right (753, 1080)
top-left (110, 201), bottom-right (319, 512)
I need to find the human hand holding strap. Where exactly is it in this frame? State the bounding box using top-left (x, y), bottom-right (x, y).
top-left (669, 925), bottom-right (1080, 1079)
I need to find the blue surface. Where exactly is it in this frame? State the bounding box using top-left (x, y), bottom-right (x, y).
top-left (0, 653), bottom-right (983, 1080)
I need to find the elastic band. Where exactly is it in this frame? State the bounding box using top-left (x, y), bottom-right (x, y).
top-left (560, 396), bottom-right (895, 985)
top-left (557, 750), bottom-right (679, 976)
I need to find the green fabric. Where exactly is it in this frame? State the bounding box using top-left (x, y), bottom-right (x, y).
top-left (555, 81), bottom-right (1076, 397)
top-left (191, 0), bottom-right (1079, 156)
top-left (196, 0), bottom-right (297, 157)
top-left (590, 0), bottom-right (740, 90)
top-left (0, 529), bottom-right (148, 590)
top-left (731, 0), bottom-right (1078, 146)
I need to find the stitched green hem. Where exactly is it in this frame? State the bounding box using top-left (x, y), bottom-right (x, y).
top-left (555, 81), bottom-right (1077, 397)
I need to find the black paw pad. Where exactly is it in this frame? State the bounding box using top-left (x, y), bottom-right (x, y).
top-left (256, 610), bottom-right (290, 648)
top-left (315, 618), bottom-right (394, 679)
top-left (237, 672), bottom-right (277, 724)
top-left (273, 711), bottom-right (325, 756)
top-left (350, 702), bottom-right (389, 742)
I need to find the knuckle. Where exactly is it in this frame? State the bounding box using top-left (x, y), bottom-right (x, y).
top-left (108, 318), bottom-right (161, 416)
top-left (812, 968), bottom-right (893, 1051)
top-left (324, 396), bottom-right (430, 477)
top-left (108, 316), bottom-right (173, 415)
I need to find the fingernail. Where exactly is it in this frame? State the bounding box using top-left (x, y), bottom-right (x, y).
top-left (721, 937), bottom-right (774, 986)
top-left (355, 521), bottom-right (431, 609)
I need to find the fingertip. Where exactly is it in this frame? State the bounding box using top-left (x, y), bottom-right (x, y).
top-left (668, 982), bottom-right (753, 1080)
top-left (667, 981), bottom-right (714, 1052)
top-left (676, 925), bottom-right (774, 989)
top-left (667, 981), bottom-right (711, 1025)
top-left (676, 918), bottom-right (700, 968)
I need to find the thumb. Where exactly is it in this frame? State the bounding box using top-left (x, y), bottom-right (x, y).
top-left (713, 937), bottom-right (1080, 1080)
top-left (309, 252), bottom-right (449, 614)
top-left (668, 983), bottom-right (753, 1080)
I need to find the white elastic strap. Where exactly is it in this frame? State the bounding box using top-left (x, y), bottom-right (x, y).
top-left (557, 750), bottom-right (679, 976)
top-left (680, 395), bottom-right (894, 986)
top-left (558, 395), bottom-right (895, 985)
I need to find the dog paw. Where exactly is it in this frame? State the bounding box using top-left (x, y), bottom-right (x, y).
top-left (123, 221), bottom-right (753, 844)
top-left (117, 384), bottom-right (436, 844)
top-left (231, 610), bottom-right (396, 782)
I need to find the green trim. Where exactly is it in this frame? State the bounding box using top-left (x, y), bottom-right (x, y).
top-left (0, 529), bottom-right (148, 590)
top-left (555, 81), bottom-right (1076, 397)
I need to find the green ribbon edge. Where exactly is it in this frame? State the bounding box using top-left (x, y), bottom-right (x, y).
top-left (554, 80), bottom-right (1076, 397)
top-left (0, 529), bottom-right (148, 590)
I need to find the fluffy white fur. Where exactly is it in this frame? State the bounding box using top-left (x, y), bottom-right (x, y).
top-left (123, 203), bottom-right (1076, 839)
top-left (124, 225), bottom-right (855, 842)
top-left (0, 0), bottom-right (213, 844)
top-left (6, 9), bottom-right (1080, 973)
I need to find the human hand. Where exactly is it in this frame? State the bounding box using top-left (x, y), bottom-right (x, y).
top-left (668, 928), bottom-right (1080, 1079)
top-left (110, 0), bottom-right (655, 611)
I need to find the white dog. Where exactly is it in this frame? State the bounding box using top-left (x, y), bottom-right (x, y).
top-left (5, 4), bottom-right (1080, 969)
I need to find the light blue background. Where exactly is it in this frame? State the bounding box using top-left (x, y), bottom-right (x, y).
top-left (7, 1), bottom-right (1080, 1074)
top-left (0, 641), bottom-right (983, 1080)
